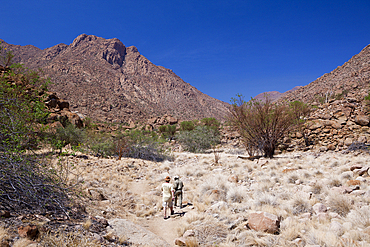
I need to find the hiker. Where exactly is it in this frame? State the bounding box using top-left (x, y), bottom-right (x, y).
top-left (162, 176), bottom-right (174, 219)
top-left (173, 175), bottom-right (184, 208)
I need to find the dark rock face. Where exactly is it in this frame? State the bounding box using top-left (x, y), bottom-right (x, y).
top-left (1, 34), bottom-right (229, 123)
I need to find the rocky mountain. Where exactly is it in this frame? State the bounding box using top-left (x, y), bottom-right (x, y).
top-left (0, 34), bottom-right (229, 123)
top-left (254, 86), bottom-right (302, 102)
top-left (280, 44), bottom-right (370, 103)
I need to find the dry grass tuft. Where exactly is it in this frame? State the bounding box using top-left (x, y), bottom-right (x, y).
top-left (346, 206), bottom-right (370, 229)
top-left (39, 230), bottom-right (100, 247)
top-left (291, 196), bottom-right (312, 216)
top-left (13, 238), bottom-right (35, 247)
top-left (0, 227), bottom-right (9, 245)
top-left (83, 218), bottom-right (92, 230)
top-left (328, 194), bottom-right (353, 217)
top-left (185, 237), bottom-right (200, 247)
top-left (227, 186), bottom-right (248, 203)
top-left (195, 220), bottom-right (228, 246)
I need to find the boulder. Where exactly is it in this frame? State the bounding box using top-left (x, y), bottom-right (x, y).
top-left (247, 211), bottom-right (280, 234)
top-left (18, 225), bottom-right (39, 239)
top-left (107, 219), bottom-right (170, 247)
top-left (355, 114), bottom-right (370, 126)
top-left (166, 115), bottom-right (178, 125)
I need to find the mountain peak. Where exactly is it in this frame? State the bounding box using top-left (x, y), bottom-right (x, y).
top-left (3, 34), bottom-right (229, 123)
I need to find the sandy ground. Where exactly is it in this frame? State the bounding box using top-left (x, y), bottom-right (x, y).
top-left (129, 180), bottom-right (188, 246)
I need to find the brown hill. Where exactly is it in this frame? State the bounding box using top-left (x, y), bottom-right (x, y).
top-left (280, 44), bottom-right (370, 103)
top-left (254, 86), bottom-right (302, 102)
top-left (0, 34), bottom-right (229, 123)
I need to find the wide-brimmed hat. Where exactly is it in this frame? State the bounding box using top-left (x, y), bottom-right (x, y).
top-left (174, 175), bottom-right (179, 179)
top-left (165, 176), bottom-right (171, 182)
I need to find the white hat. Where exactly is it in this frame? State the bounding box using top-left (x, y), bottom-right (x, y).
top-left (174, 175), bottom-right (179, 179)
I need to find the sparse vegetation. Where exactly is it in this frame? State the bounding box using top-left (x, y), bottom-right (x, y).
top-left (177, 125), bottom-right (220, 153)
top-left (228, 95), bottom-right (310, 158)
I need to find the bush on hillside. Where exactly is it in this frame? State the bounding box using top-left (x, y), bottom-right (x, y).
top-left (180, 121), bottom-right (195, 131)
top-left (158, 124), bottom-right (177, 140)
top-left (177, 126), bottom-right (220, 153)
top-left (201, 117), bottom-right (220, 132)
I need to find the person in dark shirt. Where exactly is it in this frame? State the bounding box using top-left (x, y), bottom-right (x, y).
top-left (173, 175), bottom-right (184, 208)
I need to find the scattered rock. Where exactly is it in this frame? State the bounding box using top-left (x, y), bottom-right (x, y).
top-left (228, 175), bottom-right (238, 183)
top-left (350, 165), bottom-right (363, 171)
top-left (313, 203), bottom-right (327, 214)
top-left (174, 237), bottom-right (187, 246)
top-left (247, 211), bottom-right (280, 234)
top-left (347, 180), bottom-right (361, 186)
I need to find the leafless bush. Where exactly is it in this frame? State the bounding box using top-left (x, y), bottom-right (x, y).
top-left (0, 154), bottom-right (73, 217)
top-left (228, 95), bottom-right (310, 158)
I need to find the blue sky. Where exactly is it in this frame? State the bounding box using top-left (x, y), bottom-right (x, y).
top-left (1, 0), bottom-right (370, 103)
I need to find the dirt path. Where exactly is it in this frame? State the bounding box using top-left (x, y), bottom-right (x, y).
top-left (129, 180), bottom-right (187, 246)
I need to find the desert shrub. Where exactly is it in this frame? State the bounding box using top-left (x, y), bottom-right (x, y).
top-left (180, 120), bottom-right (195, 131)
top-left (124, 129), bottom-right (168, 161)
top-left (49, 124), bottom-right (85, 153)
top-left (201, 117), bottom-right (220, 132)
top-left (158, 124), bottom-right (177, 140)
top-left (254, 192), bottom-right (278, 207)
top-left (228, 95), bottom-right (310, 158)
top-left (328, 194), bottom-right (352, 217)
top-left (177, 126), bottom-right (220, 153)
top-left (364, 92), bottom-right (370, 113)
top-left (347, 141), bottom-right (369, 152)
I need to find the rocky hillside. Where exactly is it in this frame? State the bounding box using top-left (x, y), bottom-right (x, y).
top-left (276, 44), bottom-right (370, 152)
top-left (281, 44), bottom-right (370, 104)
top-left (0, 34), bottom-right (229, 123)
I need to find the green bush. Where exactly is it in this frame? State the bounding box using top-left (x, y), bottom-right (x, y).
top-left (159, 124), bottom-right (177, 140)
top-left (201, 117), bottom-right (220, 132)
top-left (180, 121), bottom-right (195, 131)
top-left (177, 126), bottom-right (220, 153)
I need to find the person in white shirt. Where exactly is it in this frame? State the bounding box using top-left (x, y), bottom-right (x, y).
top-left (162, 176), bottom-right (175, 219)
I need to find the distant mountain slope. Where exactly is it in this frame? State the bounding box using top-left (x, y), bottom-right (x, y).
top-left (1, 34), bottom-right (229, 123)
top-left (280, 44), bottom-right (370, 104)
top-left (254, 86), bottom-right (302, 102)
